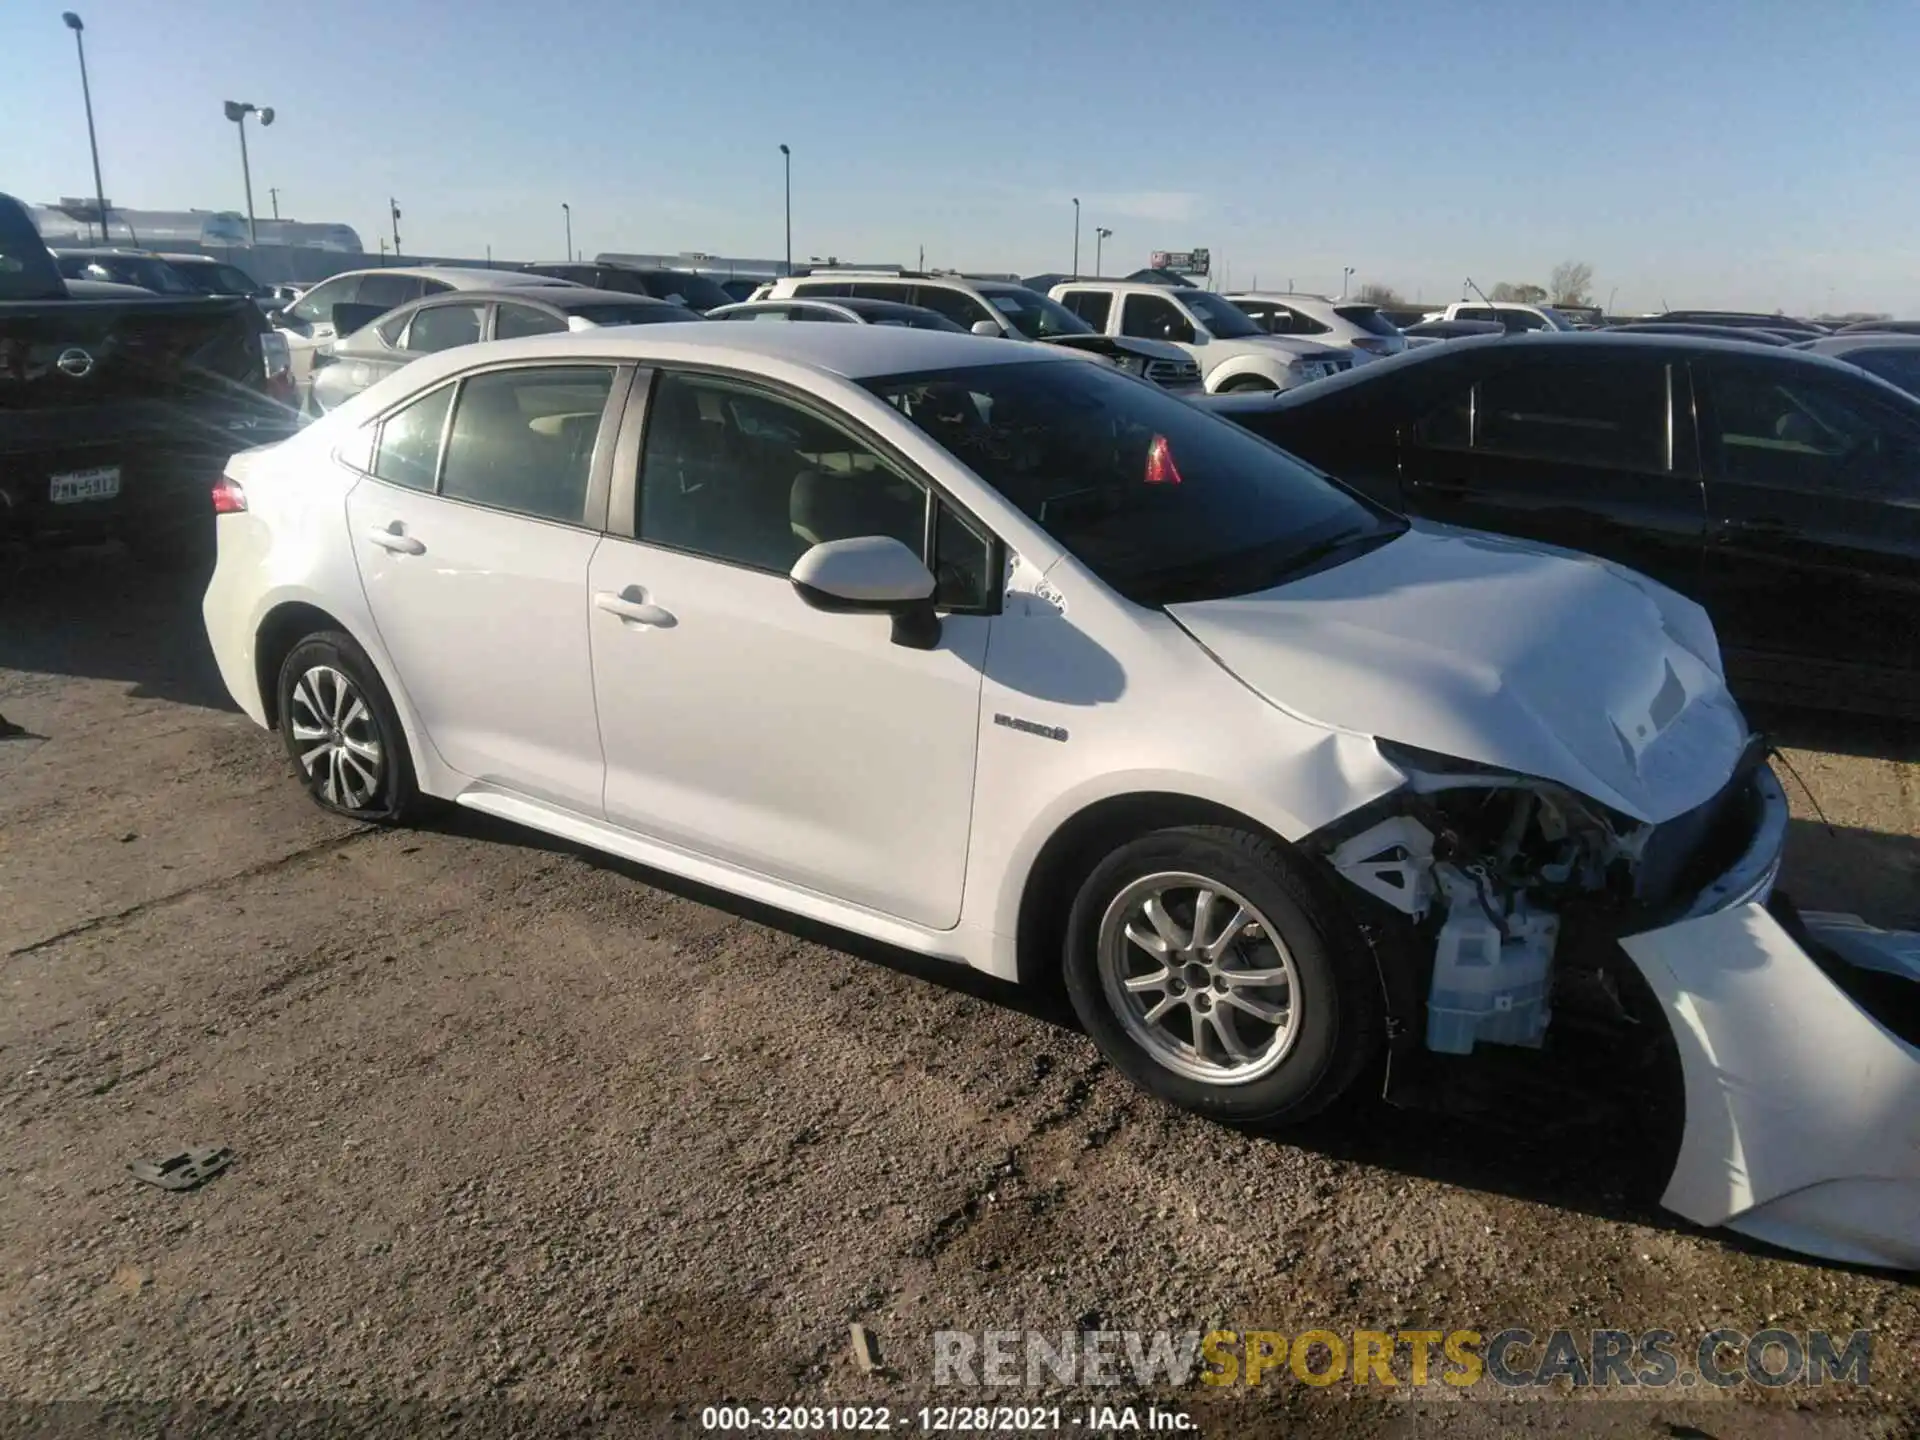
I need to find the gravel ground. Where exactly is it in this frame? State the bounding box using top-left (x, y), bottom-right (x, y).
top-left (1, 548), bottom-right (1915, 1439)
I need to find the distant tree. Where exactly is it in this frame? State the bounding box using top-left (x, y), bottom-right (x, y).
top-left (1355, 282), bottom-right (1407, 307)
top-left (1549, 260), bottom-right (1595, 307)
top-left (1490, 281), bottom-right (1547, 304)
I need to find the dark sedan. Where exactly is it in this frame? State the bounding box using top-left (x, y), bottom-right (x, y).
top-left (1203, 333), bottom-right (1920, 717)
top-left (308, 286), bottom-right (690, 412)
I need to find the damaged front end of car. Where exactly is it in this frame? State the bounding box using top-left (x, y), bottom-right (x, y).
top-left (1301, 733), bottom-right (1920, 1271)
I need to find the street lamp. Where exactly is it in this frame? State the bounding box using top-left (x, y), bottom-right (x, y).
top-left (222, 99), bottom-right (275, 246)
top-left (1072, 197), bottom-right (1081, 277)
top-left (1095, 226), bottom-right (1112, 278)
top-left (61, 13), bottom-right (110, 245)
top-left (779, 144), bottom-right (791, 276)
top-left (562, 202), bottom-right (572, 261)
top-left (1341, 265), bottom-right (1355, 300)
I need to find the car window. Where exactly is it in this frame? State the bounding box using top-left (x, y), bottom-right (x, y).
top-left (1059, 290), bottom-right (1113, 330)
top-left (1179, 290), bottom-right (1262, 339)
top-left (371, 384), bottom-right (455, 491)
top-left (909, 285), bottom-right (997, 330)
top-left (288, 274), bottom-right (358, 325)
top-left (405, 302), bottom-right (486, 354)
top-left (1455, 307), bottom-right (1497, 324)
top-left (495, 302), bottom-right (568, 339)
top-left (358, 273), bottom-right (426, 310)
top-left (637, 371), bottom-right (929, 580)
top-left (724, 306), bottom-right (793, 322)
top-left (868, 358), bottom-right (1398, 607)
top-left (1703, 364), bottom-right (1920, 500)
top-left (438, 366), bottom-right (616, 524)
top-left (375, 310), bottom-right (411, 346)
top-left (1121, 293), bottom-right (1195, 345)
top-left (981, 288), bottom-right (1094, 340)
top-left (791, 281), bottom-right (853, 299)
top-left (1279, 305), bottom-right (1332, 336)
top-left (847, 281), bottom-right (911, 302)
top-left (1474, 360), bottom-right (1667, 470)
top-left (789, 305), bottom-right (853, 323)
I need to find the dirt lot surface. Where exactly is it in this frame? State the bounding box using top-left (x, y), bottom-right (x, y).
top-left (2, 549), bottom-right (1915, 1439)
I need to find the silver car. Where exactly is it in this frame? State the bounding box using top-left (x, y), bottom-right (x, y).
top-left (1795, 333), bottom-right (1920, 399)
top-left (308, 287), bottom-right (693, 413)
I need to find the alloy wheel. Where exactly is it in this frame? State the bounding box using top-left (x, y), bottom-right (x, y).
top-left (289, 664), bottom-right (384, 810)
top-left (1096, 871), bottom-right (1302, 1085)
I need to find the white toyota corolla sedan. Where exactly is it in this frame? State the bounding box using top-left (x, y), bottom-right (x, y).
top-left (203, 323), bottom-right (1919, 1269)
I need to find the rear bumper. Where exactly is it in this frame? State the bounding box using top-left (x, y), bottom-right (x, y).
top-left (1619, 768), bottom-right (1920, 1269)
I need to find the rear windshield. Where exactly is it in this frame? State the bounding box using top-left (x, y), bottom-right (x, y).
top-left (864, 358), bottom-right (1401, 606)
top-left (1179, 289), bottom-right (1262, 339)
top-left (59, 254), bottom-right (195, 293)
top-left (1334, 305), bottom-right (1401, 337)
top-left (979, 288), bottom-right (1093, 340)
top-left (174, 261), bottom-right (263, 296)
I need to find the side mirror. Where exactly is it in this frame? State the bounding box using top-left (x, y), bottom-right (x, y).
top-left (970, 319), bottom-right (1002, 337)
top-left (790, 536), bottom-right (942, 650)
top-left (330, 302), bottom-right (384, 336)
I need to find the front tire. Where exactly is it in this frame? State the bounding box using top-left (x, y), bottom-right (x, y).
top-left (1063, 825), bottom-right (1381, 1124)
top-left (275, 631), bottom-right (420, 823)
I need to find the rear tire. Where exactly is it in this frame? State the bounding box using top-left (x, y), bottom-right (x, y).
top-left (1216, 374), bottom-right (1279, 394)
top-left (1063, 825), bottom-right (1381, 1124)
top-left (275, 631), bottom-right (420, 824)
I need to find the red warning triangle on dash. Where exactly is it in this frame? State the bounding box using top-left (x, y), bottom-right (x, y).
top-left (1145, 433), bottom-right (1184, 485)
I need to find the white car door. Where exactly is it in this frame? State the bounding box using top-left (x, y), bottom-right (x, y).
top-left (344, 363), bottom-right (623, 814)
top-left (588, 368), bottom-right (994, 929)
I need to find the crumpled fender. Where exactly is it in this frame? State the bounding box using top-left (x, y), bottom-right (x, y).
top-left (1620, 903), bottom-right (1920, 1270)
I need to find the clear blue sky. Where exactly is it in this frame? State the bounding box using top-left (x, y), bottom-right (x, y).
top-left (6, 0), bottom-right (1917, 314)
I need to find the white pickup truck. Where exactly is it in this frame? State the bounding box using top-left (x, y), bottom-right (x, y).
top-left (1049, 280), bottom-right (1350, 392)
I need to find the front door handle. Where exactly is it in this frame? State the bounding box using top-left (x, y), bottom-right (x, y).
top-left (366, 525), bottom-right (425, 555)
top-left (594, 587), bottom-right (676, 628)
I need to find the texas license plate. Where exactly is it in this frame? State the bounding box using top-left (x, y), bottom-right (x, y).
top-left (48, 466), bottom-right (121, 504)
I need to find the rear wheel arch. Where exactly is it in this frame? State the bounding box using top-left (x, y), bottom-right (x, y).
top-left (254, 602), bottom-right (346, 727)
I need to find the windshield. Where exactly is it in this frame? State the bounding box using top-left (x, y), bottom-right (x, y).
top-left (981, 288), bottom-right (1093, 340)
top-left (864, 359), bottom-right (1401, 605)
top-left (1537, 307), bottom-right (1578, 332)
top-left (568, 302), bottom-right (689, 327)
top-left (1180, 290), bottom-right (1263, 339)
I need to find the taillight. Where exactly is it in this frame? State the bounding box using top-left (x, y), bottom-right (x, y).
top-left (211, 476), bottom-right (248, 514)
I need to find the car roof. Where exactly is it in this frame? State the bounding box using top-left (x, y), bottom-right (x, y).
top-left (406, 286), bottom-right (680, 312)
top-left (1801, 333), bottom-right (1920, 354)
top-left (338, 266), bottom-right (579, 289)
top-left (726, 295), bottom-right (949, 318)
top-left (347, 322), bottom-right (1067, 395)
top-left (53, 247), bottom-right (163, 258)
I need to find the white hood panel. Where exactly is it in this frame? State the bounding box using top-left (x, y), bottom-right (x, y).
top-left (1168, 524), bottom-right (1749, 823)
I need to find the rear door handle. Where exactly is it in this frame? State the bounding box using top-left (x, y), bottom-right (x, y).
top-left (594, 588), bottom-right (676, 628)
top-left (365, 526), bottom-right (425, 555)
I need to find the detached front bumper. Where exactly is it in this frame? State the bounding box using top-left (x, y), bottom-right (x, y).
top-left (1619, 767), bottom-right (1920, 1270)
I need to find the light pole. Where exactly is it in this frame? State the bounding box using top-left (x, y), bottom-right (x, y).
top-left (1341, 265), bottom-right (1355, 300)
top-left (389, 198), bottom-right (401, 257)
top-left (268, 186), bottom-right (281, 220)
top-left (222, 100), bottom-right (275, 246)
top-left (779, 144), bottom-right (791, 276)
top-left (1072, 197), bottom-right (1081, 277)
top-left (61, 13), bottom-right (110, 245)
top-left (562, 202), bottom-right (572, 262)
top-left (1095, 226), bottom-right (1112, 277)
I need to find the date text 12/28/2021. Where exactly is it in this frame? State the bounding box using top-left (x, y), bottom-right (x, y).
top-left (699, 1405), bottom-right (1194, 1432)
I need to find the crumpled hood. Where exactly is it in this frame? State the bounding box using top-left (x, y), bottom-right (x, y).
top-left (1167, 523), bottom-right (1750, 823)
